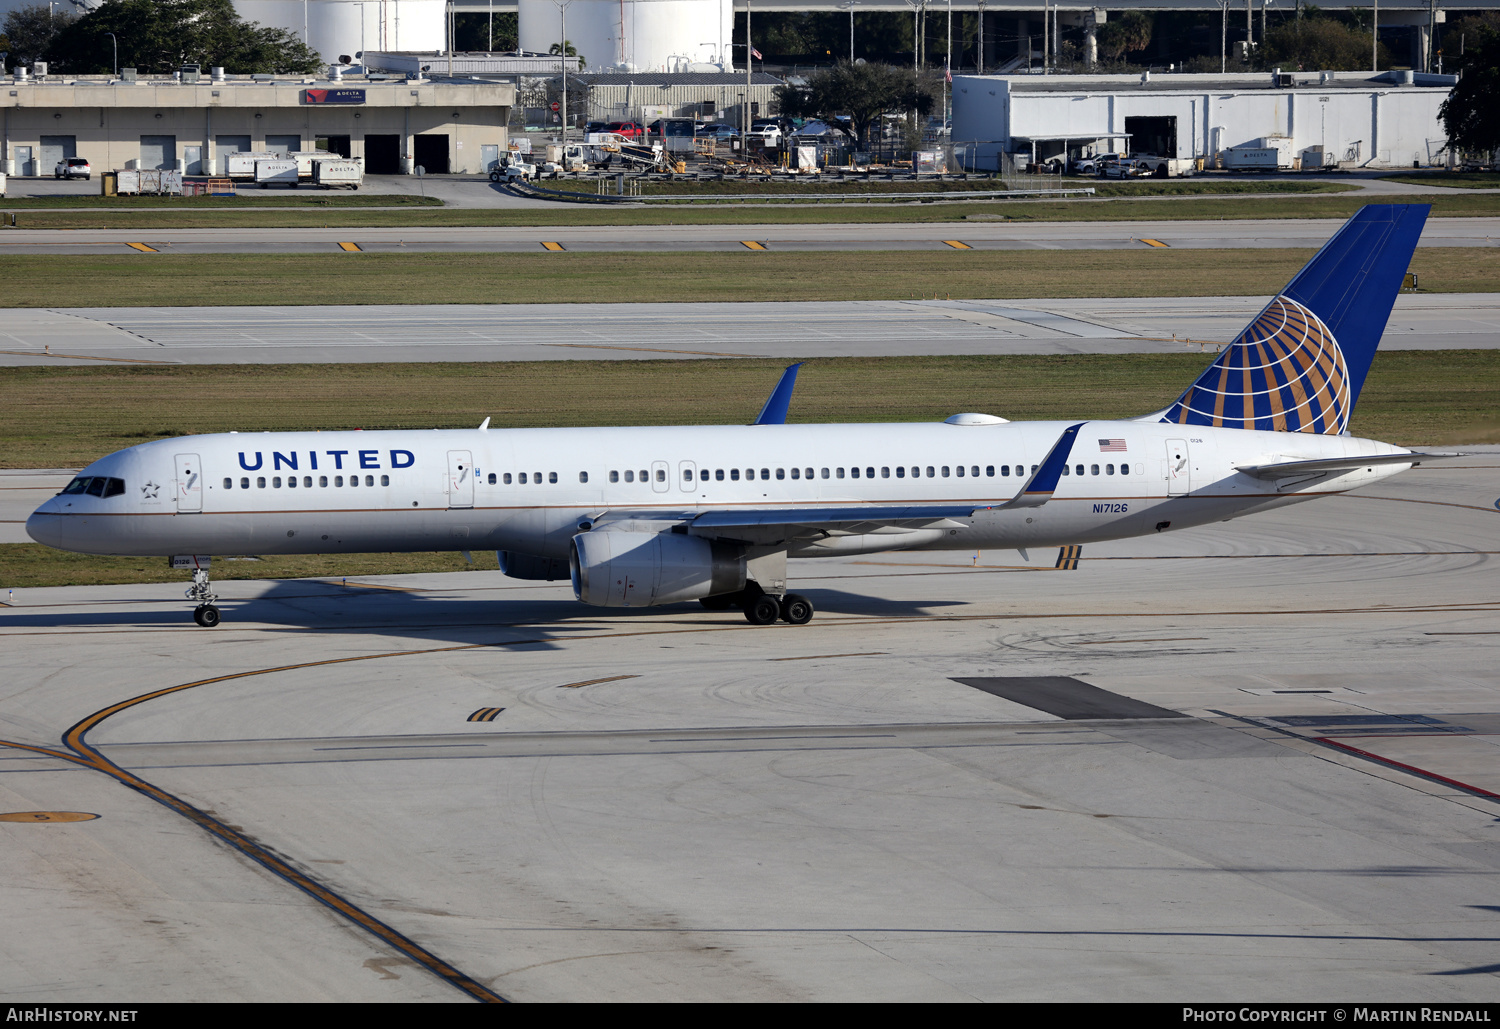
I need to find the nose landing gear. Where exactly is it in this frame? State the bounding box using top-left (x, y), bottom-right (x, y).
top-left (186, 567), bottom-right (220, 627)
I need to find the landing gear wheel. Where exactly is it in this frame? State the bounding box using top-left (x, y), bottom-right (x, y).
top-left (743, 594), bottom-right (781, 625)
top-left (193, 604), bottom-right (220, 627)
top-left (779, 593), bottom-right (814, 625)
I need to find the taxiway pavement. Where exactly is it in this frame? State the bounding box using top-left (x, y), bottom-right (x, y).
top-left (2, 293), bottom-right (1497, 367)
top-left (2, 216), bottom-right (1497, 256)
top-left (2, 453), bottom-right (1499, 1000)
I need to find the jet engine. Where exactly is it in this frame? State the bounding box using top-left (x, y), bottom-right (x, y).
top-left (570, 530), bottom-right (744, 607)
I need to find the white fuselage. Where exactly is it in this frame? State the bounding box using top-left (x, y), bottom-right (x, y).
top-left (27, 420), bottom-right (1412, 561)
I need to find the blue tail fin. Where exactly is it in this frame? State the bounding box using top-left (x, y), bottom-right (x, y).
top-left (1160, 203), bottom-right (1428, 434)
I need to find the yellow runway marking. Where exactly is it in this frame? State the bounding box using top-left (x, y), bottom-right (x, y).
top-left (125, 242), bottom-right (159, 252)
top-left (1140, 238), bottom-right (1170, 248)
top-left (0, 811), bottom-right (99, 823)
top-left (467, 707), bottom-right (505, 722)
top-left (942, 240), bottom-right (973, 249)
top-left (541, 241), bottom-right (566, 251)
top-left (1054, 544), bottom-right (1083, 570)
top-left (557, 674), bottom-right (639, 689)
top-left (336, 241), bottom-right (362, 252)
top-left (741, 240), bottom-right (768, 250)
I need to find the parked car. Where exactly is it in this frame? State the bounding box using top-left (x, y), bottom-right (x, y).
top-left (1071, 152), bottom-right (1120, 175)
top-left (603, 121), bottom-right (645, 139)
top-left (700, 123), bottom-right (740, 141)
top-left (55, 156), bottom-right (91, 180)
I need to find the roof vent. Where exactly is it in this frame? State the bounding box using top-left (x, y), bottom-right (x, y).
top-left (944, 413), bottom-right (1009, 426)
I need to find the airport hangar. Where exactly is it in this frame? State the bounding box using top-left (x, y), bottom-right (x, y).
top-left (1, 68), bottom-right (515, 178)
top-left (951, 68), bottom-right (1458, 171)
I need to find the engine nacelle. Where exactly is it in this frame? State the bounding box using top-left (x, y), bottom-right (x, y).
top-left (497, 551), bottom-right (568, 581)
top-left (570, 530), bottom-right (744, 607)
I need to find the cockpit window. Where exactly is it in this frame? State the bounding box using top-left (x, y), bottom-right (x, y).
top-left (59, 476), bottom-right (124, 498)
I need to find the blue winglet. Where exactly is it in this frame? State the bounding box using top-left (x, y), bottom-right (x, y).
top-left (991, 423), bottom-right (1084, 510)
top-left (753, 363), bottom-right (802, 425)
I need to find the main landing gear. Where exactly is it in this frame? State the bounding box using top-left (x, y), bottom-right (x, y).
top-left (701, 584), bottom-right (815, 626)
top-left (187, 567), bottom-right (221, 627)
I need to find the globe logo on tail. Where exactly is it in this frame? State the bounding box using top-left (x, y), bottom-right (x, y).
top-left (1161, 295), bottom-right (1351, 434)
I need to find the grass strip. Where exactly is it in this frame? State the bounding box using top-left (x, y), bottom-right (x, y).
top-left (3, 351), bottom-right (1494, 470)
top-left (1377, 172), bottom-right (1500, 190)
top-left (0, 193), bottom-right (442, 209)
top-left (5, 191), bottom-right (1495, 230)
top-left (0, 247), bottom-right (1492, 309)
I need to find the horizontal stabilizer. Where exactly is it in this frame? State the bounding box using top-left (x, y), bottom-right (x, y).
top-left (1235, 451), bottom-right (1460, 480)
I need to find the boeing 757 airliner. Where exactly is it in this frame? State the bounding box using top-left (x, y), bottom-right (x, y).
top-left (28, 204), bottom-right (1441, 627)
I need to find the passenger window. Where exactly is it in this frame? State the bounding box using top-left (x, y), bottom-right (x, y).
top-left (896, 467), bottom-right (905, 478)
top-left (242, 477), bottom-right (251, 489)
top-left (956, 465), bottom-right (965, 477)
top-left (986, 466), bottom-right (995, 477)
top-left (1091, 465), bottom-right (1100, 476)
top-left (941, 466), bottom-right (950, 477)
top-left (700, 469), bottom-right (709, 481)
top-left (731, 468), bottom-right (740, 481)
top-left (258, 477), bottom-right (267, 488)
top-left (680, 469), bottom-right (690, 482)
top-left (381, 475), bottom-right (390, 486)
top-left (867, 467), bottom-right (875, 478)
top-left (850, 467), bottom-right (860, 479)
top-left (837, 468), bottom-right (845, 479)
top-left (1001, 466), bottom-right (1009, 477)
top-left (579, 471), bottom-right (588, 483)
top-left (881, 467), bottom-right (890, 478)
top-left (503, 473), bottom-right (512, 484)
top-left (821, 468), bottom-right (829, 479)
top-left (761, 469), bottom-right (770, 480)
top-left (639, 470), bottom-right (648, 482)
top-left (273, 476), bottom-right (282, 488)
top-left (971, 466), bottom-right (980, 477)
top-left (715, 469), bottom-right (725, 481)
top-left (366, 475), bottom-right (375, 486)
top-left (1120, 465), bottom-right (1130, 476)
top-left (549, 472), bottom-right (558, 484)
top-left (223, 478), bottom-right (233, 489)
top-left (319, 476), bottom-right (327, 487)
top-left (805, 468), bottom-right (813, 479)
top-left (1106, 464), bottom-right (1114, 475)
top-left (776, 468), bottom-right (785, 480)
top-left (488, 473), bottom-right (496, 485)
top-left (792, 467), bottom-right (801, 479)
top-left (624, 470), bottom-right (633, 483)
top-left (304, 476), bottom-right (312, 488)
top-left (611, 471), bottom-right (620, 483)
top-left (287, 476), bottom-right (297, 488)
top-left (1032, 465), bottom-right (1039, 473)
top-left (521, 472), bottom-right (529, 484)
top-left (350, 475), bottom-right (359, 487)
top-left (1075, 464), bottom-right (1084, 476)
top-left (1062, 466), bottom-right (1069, 476)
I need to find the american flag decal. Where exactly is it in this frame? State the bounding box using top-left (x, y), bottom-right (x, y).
top-left (1098, 439), bottom-right (1127, 452)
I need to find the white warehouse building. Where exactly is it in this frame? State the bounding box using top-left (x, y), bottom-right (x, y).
top-left (951, 70), bottom-right (1457, 171)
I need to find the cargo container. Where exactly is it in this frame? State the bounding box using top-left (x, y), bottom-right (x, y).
top-left (1220, 147), bottom-right (1283, 171)
top-left (311, 158), bottom-right (363, 189)
top-left (1300, 147), bottom-right (1337, 171)
top-left (284, 151), bottom-right (330, 180)
top-left (225, 152), bottom-right (278, 181)
top-left (255, 159), bottom-right (299, 188)
top-left (115, 169), bottom-right (140, 194)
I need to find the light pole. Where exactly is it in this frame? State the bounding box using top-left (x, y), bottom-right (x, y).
top-left (841, 1), bottom-right (859, 61)
top-left (551, 0), bottom-right (573, 144)
top-left (104, 31), bottom-right (117, 78)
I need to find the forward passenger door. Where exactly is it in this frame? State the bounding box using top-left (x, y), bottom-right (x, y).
top-left (448, 450), bottom-right (474, 508)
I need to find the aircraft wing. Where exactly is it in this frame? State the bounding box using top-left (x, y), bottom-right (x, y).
top-left (1234, 451), bottom-right (1461, 480)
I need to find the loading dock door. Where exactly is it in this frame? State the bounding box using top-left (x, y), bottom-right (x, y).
top-left (1124, 116), bottom-right (1177, 159)
top-left (39, 135), bottom-right (76, 173)
top-left (413, 134), bottom-right (450, 174)
top-left (140, 135), bottom-right (176, 170)
top-left (364, 134), bottom-right (400, 174)
top-left (216, 135), bottom-right (251, 174)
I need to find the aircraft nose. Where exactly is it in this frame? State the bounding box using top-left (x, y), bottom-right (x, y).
top-left (26, 497), bottom-right (67, 548)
